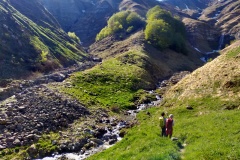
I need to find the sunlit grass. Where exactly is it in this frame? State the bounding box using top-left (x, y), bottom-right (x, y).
top-left (87, 96), bottom-right (240, 160)
top-left (62, 50), bottom-right (154, 109)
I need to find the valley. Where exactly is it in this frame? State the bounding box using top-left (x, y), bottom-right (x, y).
top-left (0, 0), bottom-right (240, 159)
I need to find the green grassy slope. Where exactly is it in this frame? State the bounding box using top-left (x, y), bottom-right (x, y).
top-left (87, 41), bottom-right (240, 159)
top-left (62, 30), bottom-right (203, 110)
top-left (62, 49), bottom-right (157, 110)
top-left (0, 1), bottom-right (87, 79)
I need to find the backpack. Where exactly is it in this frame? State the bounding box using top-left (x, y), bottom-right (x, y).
top-left (159, 117), bottom-right (164, 128)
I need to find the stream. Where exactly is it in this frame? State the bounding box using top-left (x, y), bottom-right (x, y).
top-left (36, 71), bottom-right (190, 160)
top-left (39, 121), bottom-right (127, 160)
top-left (38, 90), bottom-right (162, 160)
top-left (198, 34), bottom-right (224, 62)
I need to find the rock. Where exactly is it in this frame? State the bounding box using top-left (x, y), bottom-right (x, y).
top-left (6, 136), bottom-right (15, 142)
top-left (0, 119), bottom-right (7, 125)
top-left (0, 145), bottom-right (6, 151)
top-left (186, 105), bottom-right (194, 110)
top-left (171, 137), bottom-right (178, 141)
top-left (13, 139), bottom-right (21, 146)
top-left (109, 139), bottom-right (117, 145)
top-left (27, 144), bottom-right (38, 158)
top-left (50, 73), bottom-right (66, 82)
top-left (119, 130), bottom-right (126, 138)
top-left (89, 138), bottom-right (104, 145)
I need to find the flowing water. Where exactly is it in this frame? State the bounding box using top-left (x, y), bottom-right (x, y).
top-left (38, 91), bottom-right (162, 160)
top-left (199, 34), bottom-right (224, 62)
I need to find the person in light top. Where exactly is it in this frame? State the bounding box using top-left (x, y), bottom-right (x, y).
top-left (166, 114), bottom-right (174, 138)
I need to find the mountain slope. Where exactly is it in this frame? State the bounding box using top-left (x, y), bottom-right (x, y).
top-left (87, 41), bottom-right (240, 160)
top-left (161, 0), bottom-right (240, 52)
top-left (90, 30), bottom-right (203, 78)
top-left (40, 0), bottom-right (122, 46)
top-left (199, 0), bottom-right (240, 40)
top-left (162, 0), bottom-right (213, 10)
top-left (165, 40), bottom-right (240, 100)
top-left (0, 0), bottom-right (87, 79)
top-left (40, 0), bottom-right (175, 46)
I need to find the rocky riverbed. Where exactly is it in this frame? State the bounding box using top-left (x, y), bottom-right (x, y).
top-left (0, 61), bottom-right (136, 159)
top-left (0, 67), bottom-right (190, 159)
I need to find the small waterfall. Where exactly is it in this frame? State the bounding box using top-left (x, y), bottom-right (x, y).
top-left (199, 34), bottom-right (225, 62)
top-left (218, 34), bottom-right (224, 50)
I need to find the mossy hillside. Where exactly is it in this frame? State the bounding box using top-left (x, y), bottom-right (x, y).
top-left (62, 50), bottom-right (157, 109)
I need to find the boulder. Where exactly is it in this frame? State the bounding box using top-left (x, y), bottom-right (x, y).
top-left (27, 144), bottom-right (38, 158)
top-left (0, 119), bottom-right (7, 125)
top-left (13, 138), bottom-right (21, 146)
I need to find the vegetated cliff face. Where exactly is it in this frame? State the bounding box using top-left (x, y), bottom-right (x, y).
top-left (40, 0), bottom-right (168, 46)
top-left (0, 0), bottom-right (87, 79)
top-left (40, 0), bottom-right (122, 46)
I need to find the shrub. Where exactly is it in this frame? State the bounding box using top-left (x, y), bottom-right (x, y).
top-left (145, 19), bottom-right (173, 49)
top-left (145, 6), bottom-right (187, 54)
top-left (96, 11), bottom-right (145, 41)
top-left (68, 32), bottom-right (80, 43)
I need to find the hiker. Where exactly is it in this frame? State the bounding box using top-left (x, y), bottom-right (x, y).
top-left (159, 112), bottom-right (166, 137)
top-left (166, 114), bottom-right (174, 138)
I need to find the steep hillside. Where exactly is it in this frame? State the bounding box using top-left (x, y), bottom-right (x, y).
top-left (40, 0), bottom-right (175, 46)
top-left (199, 0), bottom-right (240, 40)
top-left (165, 40), bottom-right (240, 101)
top-left (162, 0), bottom-right (213, 10)
top-left (119, 0), bottom-right (160, 16)
top-left (182, 18), bottom-right (219, 52)
top-left (90, 31), bottom-right (203, 78)
top-left (40, 0), bottom-right (122, 46)
top-left (87, 41), bottom-right (240, 160)
top-left (161, 0), bottom-right (240, 52)
top-left (0, 0), bottom-right (87, 79)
